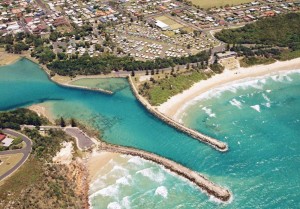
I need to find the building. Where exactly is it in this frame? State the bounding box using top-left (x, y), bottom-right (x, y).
top-left (1, 138), bottom-right (14, 147)
top-left (155, 20), bottom-right (171, 31)
top-left (0, 133), bottom-right (13, 147)
top-left (0, 133), bottom-right (6, 141)
top-left (216, 51), bottom-right (237, 59)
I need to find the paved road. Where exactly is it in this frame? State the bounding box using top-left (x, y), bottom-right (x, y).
top-left (64, 127), bottom-right (95, 150)
top-left (0, 129), bottom-right (32, 181)
top-left (22, 125), bottom-right (95, 150)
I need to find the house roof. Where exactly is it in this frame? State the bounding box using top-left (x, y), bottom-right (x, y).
top-left (0, 133), bottom-right (6, 141)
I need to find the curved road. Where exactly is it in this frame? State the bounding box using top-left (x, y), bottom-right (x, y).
top-left (0, 129), bottom-right (32, 181)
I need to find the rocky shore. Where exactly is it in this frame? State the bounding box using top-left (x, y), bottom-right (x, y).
top-left (127, 76), bottom-right (228, 152)
top-left (100, 142), bottom-right (231, 202)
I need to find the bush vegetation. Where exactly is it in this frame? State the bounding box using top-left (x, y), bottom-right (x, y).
top-left (215, 13), bottom-right (300, 62)
top-left (0, 108), bottom-right (48, 130)
top-left (0, 126), bottom-right (85, 208)
top-left (240, 56), bottom-right (276, 67)
top-left (215, 13), bottom-right (300, 49)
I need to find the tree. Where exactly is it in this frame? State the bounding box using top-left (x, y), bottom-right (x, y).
top-left (131, 70), bottom-right (135, 77)
top-left (57, 52), bottom-right (67, 60)
top-left (60, 117), bottom-right (66, 127)
top-left (70, 118), bottom-right (77, 127)
top-left (151, 69), bottom-right (155, 75)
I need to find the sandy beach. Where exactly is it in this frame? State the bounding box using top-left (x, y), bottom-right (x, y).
top-left (158, 58), bottom-right (300, 118)
top-left (87, 151), bottom-right (122, 182)
top-left (27, 103), bottom-right (55, 123)
top-left (0, 51), bottom-right (21, 66)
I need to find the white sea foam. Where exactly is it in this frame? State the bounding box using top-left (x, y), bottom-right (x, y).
top-left (111, 165), bottom-right (129, 174)
top-left (250, 105), bottom-right (261, 112)
top-left (202, 107), bottom-right (216, 117)
top-left (128, 156), bottom-right (145, 166)
top-left (264, 102), bottom-right (271, 108)
top-left (209, 191), bottom-right (234, 205)
top-left (230, 98), bottom-right (242, 109)
top-left (136, 167), bottom-right (165, 183)
top-left (271, 74), bottom-right (293, 82)
top-left (155, 186), bottom-right (168, 199)
top-left (90, 178), bottom-right (106, 190)
top-left (121, 196), bottom-right (131, 209)
top-left (174, 69), bottom-right (300, 122)
top-left (262, 93), bottom-right (270, 102)
top-left (262, 93), bottom-right (271, 108)
top-left (107, 202), bottom-right (122, 209)
top-left (89, 184), bottom-right (119, 198)
top-left (100, 165), bottom-right (129, 180)
top-left (116, 175), bottom-right (132, 186)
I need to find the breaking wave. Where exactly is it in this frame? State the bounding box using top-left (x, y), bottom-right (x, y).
top-left (175, 69), bottom-right (300, 121)
top-left (155, 186), bottom-right (168, 198)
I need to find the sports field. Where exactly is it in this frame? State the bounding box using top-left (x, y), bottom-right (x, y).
top-left (156, 16), bottom-right (183, 30)
top-left (190, 0), bottom-right (252, 8)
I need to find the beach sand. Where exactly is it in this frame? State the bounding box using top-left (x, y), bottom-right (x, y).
top-left (0, 51), bottom-right (20, 66)
top-left (87, 151), bottom-right (121, 182)
top-left (27, 103), bottom-right (55, 123)
top-left (158, 58), bottom-right (300, 118)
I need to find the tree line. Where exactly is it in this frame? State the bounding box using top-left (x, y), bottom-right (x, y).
top-left (0, 108), bottom-right (48, 130)
top-left (215, 13), bottom-right (300, 50)
top-left (47, 51), bottom-right (210, 76)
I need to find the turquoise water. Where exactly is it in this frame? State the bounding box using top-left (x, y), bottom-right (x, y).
top-left (71, 78), bottom-right (129, 92)
top-left (1, 59), bottom-right (300, 208)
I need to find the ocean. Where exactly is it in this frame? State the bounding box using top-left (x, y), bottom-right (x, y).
top-left (0, 59), bottom-right (299, 208)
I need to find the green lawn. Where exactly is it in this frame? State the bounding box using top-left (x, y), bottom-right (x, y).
top-left (140, 71), bottom-right (211, 106)
top-left (190, 0), bottom-right (252, 8)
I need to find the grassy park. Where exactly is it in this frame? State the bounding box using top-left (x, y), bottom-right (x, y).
top-left (139, 70), bottom-right (211, 105)
top-left (0, 153), bottom-right (24, 177)
top-left (190, 0), bottom-right (253, 8)
top-left (156, 16), bottom-right (183, 30)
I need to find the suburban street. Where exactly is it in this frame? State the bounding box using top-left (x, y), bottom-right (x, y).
top-left (0, 129), bottom-right (32, 181)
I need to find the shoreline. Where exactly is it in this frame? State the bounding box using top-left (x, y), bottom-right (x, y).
top-left (26, 106), bottom-right (231, 202)
top-left (98, 142), bottom-right (231, 202)
top-left (128, 76), bottom-right (228, 151)
top-left (27, 103), bottom-right (55, 123)
top-left (0, 51), bottom-right (22, 66)
top-left (158, 57), bottom-right (300, 118)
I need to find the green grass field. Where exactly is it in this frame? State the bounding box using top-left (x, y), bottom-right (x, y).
top-left (140, 71), bottom-right (211, 105)
top-left (0, 153), bottom-right (23, 177)
top-left (190, 0), bottom-right (253, 8)
top-left (156, 16), bottom-right (183, 30)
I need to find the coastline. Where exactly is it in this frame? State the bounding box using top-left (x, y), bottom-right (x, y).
top-left (0, 51), bottom-right (21, 66)
top-left (98, 142), bottom-right (231, 202)
top-left (27, 103), bottom-right (55, 123)
top-left (158, 57), bottom-right (300, 118)
top-left (128, 76), bottom-right (228, 151)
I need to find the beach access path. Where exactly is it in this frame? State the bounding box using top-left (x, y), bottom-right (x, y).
top-left (0, 129), bottom-right (32, 181)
